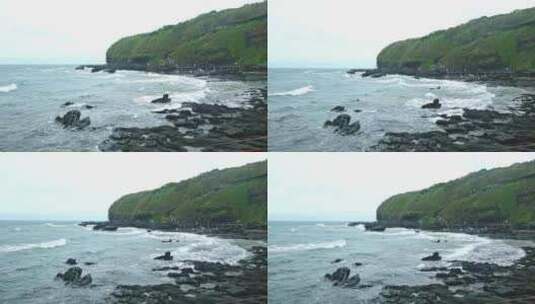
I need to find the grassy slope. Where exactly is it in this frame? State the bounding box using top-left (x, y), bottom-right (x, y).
top-left (106, 1), bottom-right (267, 69)
top-left (377, 7), bottom-right (535, 73)
top-left (377, 160), bottom-right (535, 228)
top-left (109, 161), bottom-right (267, 226)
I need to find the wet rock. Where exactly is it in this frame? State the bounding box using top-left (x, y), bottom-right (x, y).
top-left (84, 262), bottom-right (96, 266)
top-left (422, 252), bottom-right (441, 261)
top-left (152, 94), bottom-right (171, 104)
top-left (93, 223), bottom-right (118, 231)
top-left (66, 258), bottom-right (77, 265)
top-left (344, 274), bottom-right (361, 288)
top-left (364, 223), bottom-right (386, 232)
top-left (62, 102), bottom-right (75, 107)
top-left (354, 262), bottom-right (363, 267)
top-left (55, 110), bottom-right (91, 130)
top-left (155, 251), bottom-right (173, 261)
top-left (331, 259), bottom-right (343, 264)
top-left (331, 106), bottom-right (346, 112)
top-left (324, 114), bottom-right (361, 136)
top-left (56, 267), bottom-right (92, 287)
top-left (325, 267), bottom-right (350, 284)
top-left (422, 98), bottom-right (442, 109)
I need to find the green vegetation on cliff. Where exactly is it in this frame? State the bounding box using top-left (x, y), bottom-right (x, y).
top-left (377, 160), bottom-right (535, 228)
top-left (106, 1), bottom-right (266, 70)
top-left (377, 7), bottom-right (535, 73)
top-left (109, 161), bottom-right (267, 226)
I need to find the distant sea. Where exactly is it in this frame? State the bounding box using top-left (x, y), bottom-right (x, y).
top-left (268, 221), bottom-right (527, 304)
top-left (0, 221), bottom-right (255, 304)
top-left (268, 68), bottom-right (532, 151)
top-left (0, 65), bottom-right (262, 151)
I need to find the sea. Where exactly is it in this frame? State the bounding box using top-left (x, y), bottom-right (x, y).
top-left (268, 221), bottom-right (529, 304)
top-left (0, 65), bottom-right (263, 151)
top-left (268, 68), bottom-right (533, 151)
top-left (0, 221), bottom-right (260, 304)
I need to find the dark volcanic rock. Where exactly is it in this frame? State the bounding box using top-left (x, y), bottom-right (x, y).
top-left (93, 223), bottom-right (118, 231)
top-left (66, 258), bottom-right (77, 265)
top-left (422, 98), bottom-right (442, 109)
top-left (324, 114), bottom-right (361, 136)
top-left (325, 267), bottom-right (350, 284)
top-left (364, 223), bottom-right (386, 232)
top-left (151, 94), bottom-right (171, 104)
top-left (331, 259), bottom-right (343, 264)
top-left (325, 267), bottom-right (362, 288)
top-left (421, 252), bottom-right (441, 261)
top-left (374, 94), bottom-right (535, 152)
top-left (331, 106), bottom-right (346, 112)
top-left (55, 110), bottom-right (91, 130)
top-left (155, 251), bottom-right (173, 261)
top-left (56, 267), bottom-right (92, 287)
top-left (100, 87), bottom-right (267, 152)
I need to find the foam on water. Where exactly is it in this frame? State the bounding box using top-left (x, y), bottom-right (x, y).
top-left (0, 83), bottom-right (17, 93)
top-left (270, 85), bottom-right (314, 96)
top-left (0, 238), bottom-right (67, 253)
top-left (269, 240), bottom-right (347, 253)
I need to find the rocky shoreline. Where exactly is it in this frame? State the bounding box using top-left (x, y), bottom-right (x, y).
top-left (345, 222), bottom-right (535, 303)
top-left (347, 68), bottom-right (535, 152)
top-left (73, 65), bottom-right (267, 152)
top-left (109, 246), bottom-right (267, 304)
top-left (80, 221), bottom-right (267, 241)
top-left (76, 221), bottom-right (266, 303)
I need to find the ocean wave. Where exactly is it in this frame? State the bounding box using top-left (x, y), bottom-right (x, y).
top-left (146, 231), bottom-right (249, 265)
top-left (0, 83), bottom-right (17, 93)
top-left (125, 73), bottom-right (207, 88)
top-left (0, 239), bottom-right (67, 253)
top-left (270, 85), bottom-right (314, 97)
top-left (44, 223), bottom-right (69, 228)
top-left (269, 240), bottom-right (346, 253)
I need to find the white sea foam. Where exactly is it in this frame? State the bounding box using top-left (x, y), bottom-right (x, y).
top-left (270, 85), bottom-right (314, 97)
top-left (269, 240), bottom-right (346, 253)
top-left (0, 83), bottom-right (17, 93)
top-left (44, 223), bottom-right (68, 228)
top-left (145, 231), bottom-right (249, 265)
top-left (0, 239), bottom-right (67, 253)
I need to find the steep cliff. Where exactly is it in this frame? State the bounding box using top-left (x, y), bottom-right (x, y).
top-left (108, 161), bottom-right (267, 227)
top-left (377, 160), bottom-right (535, 228)
top-left (106, 1), bottom-right (267, 71)
top-left (377, 7), bottom-right (535, 74)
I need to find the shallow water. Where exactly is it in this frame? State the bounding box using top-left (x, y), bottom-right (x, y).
top-left (0, 65), bottom-right (262, 151)
top-left (268, 221), bottom-right (526, 304)
top-left (268, 68), bottom-right (532, 151)
top-left (0, 221), bottom-right (256, 304)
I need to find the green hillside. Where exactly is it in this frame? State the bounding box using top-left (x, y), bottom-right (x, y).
top-left (377, 7), bottom-right (535, 73)
top-left (108, 161), bottom-right (267, 227)
top-left (377, 160), bottom-right (535, 228)
top-left (106, 1), bottom-right (267, 70)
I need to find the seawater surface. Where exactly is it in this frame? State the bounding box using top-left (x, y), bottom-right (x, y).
top-left (268, 222), bottom-right (527, 304)
top-left (0, 65), bottom-right (262, 151)
top-left (0, 221), bottom-right (257, 304)
top-left (268, 68), bottom-right (532, 151)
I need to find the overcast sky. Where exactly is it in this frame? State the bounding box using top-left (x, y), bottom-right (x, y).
top-left (269, 153), bottom-right (535, 222)
top-left (0, 0), bottom-right (260, 64)
top-left (269, 0), bottom-right (535, 68)
top-left (0, 153), bottom-right (266, 221)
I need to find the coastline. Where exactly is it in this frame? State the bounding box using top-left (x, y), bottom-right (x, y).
top-left (347, 68), bottom-right (535, 152)
top-left (74, 65), bottom-right (268, 152)
top-left (346, 222), bottom-right (535, 303)
top-left (78, 221), bottom-right (267, 303)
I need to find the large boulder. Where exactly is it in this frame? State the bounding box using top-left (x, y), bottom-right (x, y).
top-left (151, 94), bottom-right (171, 104)
top-left (155, 251), bottom-right (173, 261)
top-left (325, 267), bottom-right (362, 288)
top-left (422, 99), bottom-right (442, 109)
top-left (324, 114), bottom-right (361, 136)
top-left (55, 110), bottom-right (91, 129)
top-left (56, 267), bottom-right (92, 287)
top-left (422, 252), bottom-right (442, 261)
